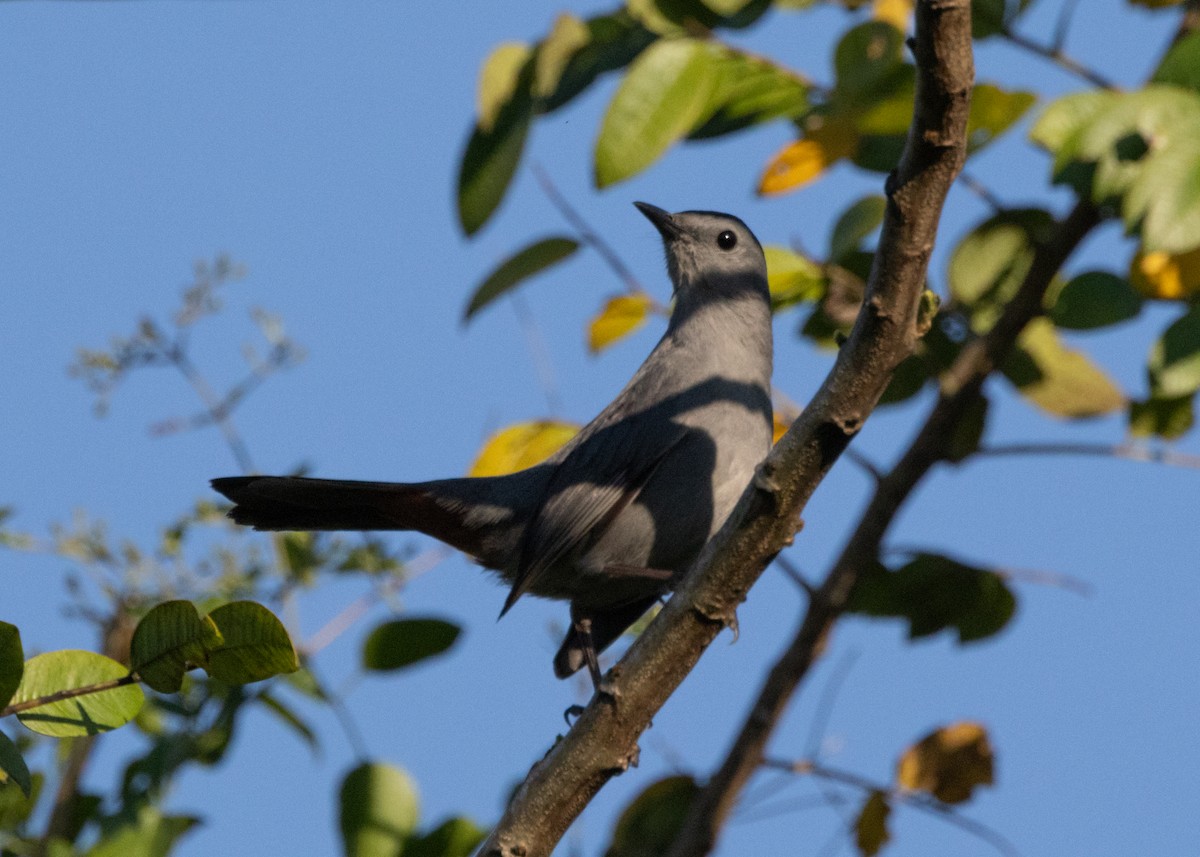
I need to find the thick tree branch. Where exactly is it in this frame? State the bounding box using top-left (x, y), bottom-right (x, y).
top-left (475, 3), bottom-right (973, 855)
top-left (665, 191), bottom-right (1102, 857)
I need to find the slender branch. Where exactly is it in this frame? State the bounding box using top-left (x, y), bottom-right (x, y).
top-left (531, 163), bottom-right (646, 295)
top-left (977, 441), bottom-right (1200, 469)
top-left (166, 344), bottom-right (256, 473)
top-left (477, 4), bottom-right (974, 855)
top-left (510, 294), bottom-right (564, 416)
top-left (1000, 29), bottom-right (1119, 91)
top-left (958, 170), bottom-right (1005, 214)
top-left (2, 673), bottom-right (140, 717)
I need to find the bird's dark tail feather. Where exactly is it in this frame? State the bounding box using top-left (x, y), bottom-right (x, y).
top-left (210, 475), bottom-right (489, 558)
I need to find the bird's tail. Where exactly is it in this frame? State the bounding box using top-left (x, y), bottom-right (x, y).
top-left (210, 475), bottom-right (500, 560)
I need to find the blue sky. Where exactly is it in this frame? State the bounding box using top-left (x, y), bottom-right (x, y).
top-left (2, 2), bottom-right (1197, 856)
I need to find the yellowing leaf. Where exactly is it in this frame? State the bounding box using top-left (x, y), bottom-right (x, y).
top-left (1129, 246), bottom-right (1200, 300)
top-left (897, 721), bottom-right (994, 804)
top-left (758, 119), bottom-right (858, 195)
top-left (468, 421), bottom-right (579, 477)
top-left (872, 0), bottom-right (913, 30)
top-left (1003, 318), bottom-right (1125, 418)
top-left (477, 43), bottom-right (532, 132)
top-left (763, 245), bottom-right (825, 310)
top-left (772, 414), bottom-right (793, 445)
top-left (534, 14), bottom-right (590, 100)
top-left (855, 790), bottom-right (892, 857)
top-left (588, 293), bottom-right (654, 353)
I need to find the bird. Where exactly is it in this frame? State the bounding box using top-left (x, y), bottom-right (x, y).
top-left (211, 202), bottom-right (774, 687)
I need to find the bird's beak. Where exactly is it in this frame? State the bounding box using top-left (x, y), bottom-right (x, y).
top-left (634, 201), bottom-right (682, 240)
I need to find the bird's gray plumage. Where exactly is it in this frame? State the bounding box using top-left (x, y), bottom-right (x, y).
top-left (211, 202), bottom-right (774, 682)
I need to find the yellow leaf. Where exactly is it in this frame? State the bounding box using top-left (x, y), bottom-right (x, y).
top-left (1129, 246), bottom-right (1200, 301)
top-left (588, 293), bottom-right (654, 353)
top-left (772, 414), bottom-right (793, 445)
top-left (872, 0), bottom-right (914, 30)
top-left (855, 790), bottom-right (892, 857)
top-left (1007, 318), bottom-right (1125, 418)
top-left (477, 42), bottom-right (532, 132)
top-left (468, 420), bottom-right (579, 477)
top-left (758, 119), bottom-right (858, 195)
top-left (897, 721), bottom-right (994, 804)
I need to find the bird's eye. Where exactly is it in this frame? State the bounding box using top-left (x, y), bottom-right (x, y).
top-left (717, 230), bottom-right (737, 250)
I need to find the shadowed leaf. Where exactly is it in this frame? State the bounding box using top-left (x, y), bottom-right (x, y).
top-left (1148, 306), bottom-right (1200, 398)
top-left (1047, 271), bottom-right (1143, 330)
top-left (1129, 394), bottom-right (1195, 439)
top-left (362, 618), bottom-right (461, 672)
top-left (205, 602), bottom-right (298, 685)
top-left (130, 600), bottom-right (221, 694)
top-left (404, 817), bottom-right (487, 857)
top-left (0, 731), bottom-right (31, 797)
top-left (605, 775), bottom-right (699, 857)
top-left (0, 622), bottom-right (22, 710)
top-left (855, 790), bottom-right (891, 857)
top-left (830, 195), bottom-right (886, 263)
top-left (464, 236), bottom-right (580, 322)
top-left (340, 762), bottom-right (420, 857)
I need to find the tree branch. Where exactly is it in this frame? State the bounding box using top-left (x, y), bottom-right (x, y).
top-left (476, 3), bottom-right (974, 855)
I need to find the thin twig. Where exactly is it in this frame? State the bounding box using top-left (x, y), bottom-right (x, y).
top-left (2, 673), bottom-right (140, 717)
top-left (977, 442), bottom-right (1200, 469)
top-left (511, 294), bottom-right (564, 415)
top-left (531, 163), bottom-right (645, 295)
top-left (1000, 29), bottom-right (1119, 91)
top-left (775, 553), bottom-right (816, 596)
top-left (959, 170), bottom-right (1006, 214)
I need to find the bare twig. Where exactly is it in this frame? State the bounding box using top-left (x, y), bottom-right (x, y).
top-left (977, 441), bottom-right (1200, 470)
top-left (477, 4), bottom-right (974, 855)
top-left (510, 294), bottom-right (564, 415)
top-left (531, 163), bottom-right (645, 295)
top-left (1000, 29), bottom-right (1118, 91)
top-left (959, 170), bottom-right (1005, 214)
top-left (1, 673), bottom-right (140, 718)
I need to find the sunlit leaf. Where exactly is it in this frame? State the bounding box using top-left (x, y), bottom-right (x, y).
top-left (534, 15), bottom-right (591, 100)
top-left (588, 293), bottom-right (655, 352)
top-left (0, 622), bottom-right (22, 710)
top-left (855, 790), bottom-right (892, 857)
top-left (464, 236), bottom-right (580, 322)
top-left (130, 601), bottom-right (221, 694)
top-left (948, 209), bottom-right (1055, 333)
top-left (595, 38), bottom-right (721, 187)
top-left (362, 618), bottom-right (461, 672)
top-left (468, 420), bottom-right (579, 477)
top-left (1148, 306), bottom-right (1200, 398)
top-left (13, 651), bottom-right (144, 738)
top-left (87, 807), bottom-right (198, 857)
top-left (340, 762), bottom-right (420, 857)
top-left (1004, 318), bottom-right (1125, 418)
top-left (849, 553), bottom-right (1016, 643)
top-left (872, 0), bottom-right (912, 29)
top-left (897, 722), bottom-right (994, 804)
top-left (205, 602), bottom-right (299, 685)
top-left (1046, 271), bottom-right (1143, 330)
top-left (605, 775), bottom-right (699, 857)
top-left (833, 22), bottom-right (907, 107)
top-left (0, 731), bottom-right (31, 798)
top-left (538, 12), bottom-right (657, 113)
top-left (477, 43), bottom-right (533, 132)
top-left (1130, 245), bottom-right (1200, 300)
top-left (763, 245), bottom-right (825, 311)
top-left (758, 119), bottom-right (859, 195)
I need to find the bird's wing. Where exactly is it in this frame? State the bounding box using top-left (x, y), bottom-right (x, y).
top-left (499, 410), bottom-right (692, 615)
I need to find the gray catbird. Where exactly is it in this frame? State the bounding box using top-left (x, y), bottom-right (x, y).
top-left (211, 202), bottom-right (774, 685)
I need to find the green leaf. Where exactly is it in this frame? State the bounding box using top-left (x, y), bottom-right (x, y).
top-left (205, 602), bottom-right (299, 685)
top-left (829, 195), bottom-right (886, 263)
top-left (966, 83), bottom-right (1036, 153)
top-left (948, 209), bottom-right (1055, 333)
top-left (538, 12), bottom-right (656, 113)
top-left (457, 62), bottom-right (533, 235)
top-left (0, 621), bottom-right (23, 709)
top-left (464, 236), bottom-right (580, 322)
top-left (849, 554), bottom-right (1017, 643)
top-left (763, 245), bottom-right (825, 311)
top-left (604, 775), bottom-right (699, 857)
top-left (595, 38), bottom-right (721, 187)
top-left (1047, 271), bottom-right (1143, 330)
top-left (833, 22), bottom-right (907, 108)
top-left (86, 807), bottom-right (198, 857)
top-left (1148, 306), bottom-right (1200, 398)
top-left (280, 530), bottom-right (321, 583)
top-left (1123, 134), bottom-right (1200, 255)
top-left (971, 0), bottom-right (1033, 38)
top-left (945, 390), bottom-right (989, 462)
top-left (404, 817), bottom-right (487, 857)
top-left (362, 618), bottom-right (461, 672)
top-left (340, 762), bottom-right (420, 857)
top-left (0, 768), bottom-right (41, 830)
top-left (13, 651), bottom-right (144, 737)
top-left (533, 15), bottom-right (591, 101)
top-left (1030, 90), bottom-right (1118, 156)
top-left (1003, 318), bottom-right (1125, 418)
top-left (688, 49), bottom-right (811, 140)
top-left (129, 601), bottom-right (220, 694)
top-left (0, 731), bottom-right (31, 797)
top-left (878, 353), bottom-right (930, 406)
top-left (477, 43), bottom-right (533, 132)
top-left (1129, 394), bottom-right (1195, 439)
top-left (1152, 32), bottom-right (1200, 92)
top-left (855, 790), bottom-right (892, 857)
